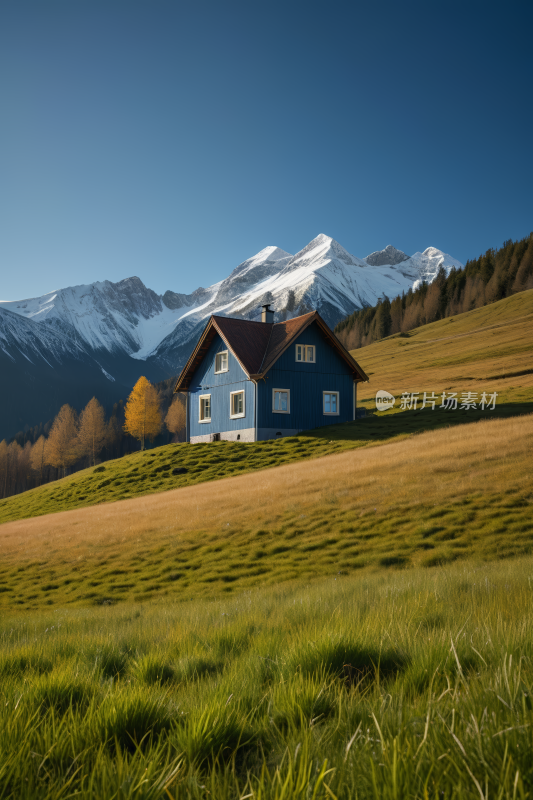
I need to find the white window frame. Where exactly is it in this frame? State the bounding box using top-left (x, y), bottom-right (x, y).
top-left (199, 394), bottom-right (212, 423)
top-left (229, 389), bottom-right (245, 419)
top-left (214, 350), bottom-right (229, 374)
top-left (323, 391), bottom-right (339, 416)
top-left (295, 344), bottom-right (316, 363)
top-left (272, 388), bottom-right (290, 414)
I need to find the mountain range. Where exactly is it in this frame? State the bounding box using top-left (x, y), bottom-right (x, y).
top-left (0, 234), bottom-right (462, 439)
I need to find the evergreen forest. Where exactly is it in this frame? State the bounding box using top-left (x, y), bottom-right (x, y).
top-left (334, 232), bottom-right (533, 349)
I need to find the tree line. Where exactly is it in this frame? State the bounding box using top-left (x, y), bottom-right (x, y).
top-left (334, 232), bottom-right (533, 349)
top-left (0, 377), bottom-right (186, 500)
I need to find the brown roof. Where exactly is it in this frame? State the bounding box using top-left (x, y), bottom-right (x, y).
top-left (174, 310), bottom-right (368, 392)
top-left (213, 316), bottom-right (273, 375)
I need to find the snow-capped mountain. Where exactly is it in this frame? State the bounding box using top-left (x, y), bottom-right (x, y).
top-left (0, 234), bottom-right (462, 439)
top-left (148, 235), bottom-right (462, 368)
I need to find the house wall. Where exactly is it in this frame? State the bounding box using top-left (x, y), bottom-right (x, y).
top-left (188, 333), bottom-right (255, 442)
top-left (257, 321), bottom-right (355, 434)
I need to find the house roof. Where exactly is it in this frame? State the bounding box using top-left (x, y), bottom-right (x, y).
top-left (174, 310), bottom-right (369, 392)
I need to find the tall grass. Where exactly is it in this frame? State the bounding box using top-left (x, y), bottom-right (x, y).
top-left (1, 558), bottom-right (533, 797)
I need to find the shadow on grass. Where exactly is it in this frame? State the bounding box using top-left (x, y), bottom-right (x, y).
top-left (285, 641), bottom-right (409, 687)
top-left (300, 401), bottom-right (533, 445)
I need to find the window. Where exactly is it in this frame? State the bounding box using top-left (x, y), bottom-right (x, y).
top-left (230, 390), bottom-right (245, 418)
top-left (296, 344), bottom-right (315, 363)
top-left (273, 389), bottom-right (290, 413)
top-left (199, 394), bottom-right (211, 422)
top-left (323, 391), bottom-right (339, 415)
top-left (215, 351), bottom-right (228, 373)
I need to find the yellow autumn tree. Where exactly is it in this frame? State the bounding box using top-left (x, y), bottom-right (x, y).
top-left (44, 404), bottom-right (79, 476)
top-left (165, 394), bottom-right (186, 442)
top-left (124, 376), bottom-right (162, 450)
top-left (77, 397), bottom-right (107, 466)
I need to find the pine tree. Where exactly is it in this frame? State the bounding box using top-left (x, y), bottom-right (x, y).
top-left (124, 376), bottom-right (162, 451)
top-left (261, 291), bottom-right (274, 313)
top-left (77, 397), bottom-right (107, 466)
top-left (30, 435), bottom-right (47, 485)
top-left (390, 296), bottom-right (403, 334)
top-left (511, 235), bottom-right (533, 293)
top-left (286, 289), bottom-right (296, 312)
top-left (44, 405), bottom-right (79, 476)
top-left (165, 395), bottom-right (186, 442)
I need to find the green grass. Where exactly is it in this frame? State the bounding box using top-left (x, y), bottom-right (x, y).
top-left (1, 397), bottom-right (530, 526)
top-left (1, 559), bottom-right (533, 798)
top-left (0, 293), bottom-right (532, 796)
top-left (1, 409), bottom-right (531, 612)
top-left (1, 461), bottom-right (532, 611)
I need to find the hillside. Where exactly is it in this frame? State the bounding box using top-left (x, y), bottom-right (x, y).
top-left (0, 411), bottom-right (531, 611)
top-left (355, 287), bottom-right (533, 411)
top-left (1, 289), bottom-right (531, 610)
top-left (1, 290), bottom-right (532, 800)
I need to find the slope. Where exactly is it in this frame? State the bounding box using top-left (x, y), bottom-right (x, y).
top-left (354, 286), bottom-right (533, 410)
top-left (0, 412), bottom-right (531, 611)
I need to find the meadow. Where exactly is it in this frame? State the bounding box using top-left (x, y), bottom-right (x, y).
top-left (0, 412), bottom-right (531, 611)
top-left (0, 289), bottom-right (532, 797)
top-left (1, 559), bottom-right (533, 798)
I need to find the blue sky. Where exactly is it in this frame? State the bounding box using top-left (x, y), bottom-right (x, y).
top-left (1, 0), bottom-right (532, 300)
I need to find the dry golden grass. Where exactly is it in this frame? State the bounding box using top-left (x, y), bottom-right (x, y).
top-left (355, 287), bottom-right (533, 405)
top-left (1, 413), bottom-right (531, 575)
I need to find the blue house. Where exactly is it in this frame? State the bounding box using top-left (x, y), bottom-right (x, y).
top-left (174, 305), bottom-right (368, 443)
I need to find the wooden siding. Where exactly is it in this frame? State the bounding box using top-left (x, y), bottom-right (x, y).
top-left (188, 333), bottom-right (255, 438)
top-left (257, 321), bottom-right (355, 431)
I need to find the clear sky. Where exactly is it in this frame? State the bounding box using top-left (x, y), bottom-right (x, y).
top-left (1, 0), bottom-right (532, 300)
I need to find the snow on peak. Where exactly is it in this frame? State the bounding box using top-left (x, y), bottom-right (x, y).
top-left (1, 235), bottom-right (464, 368)
top-left (408, 248), bottom-right (464, 290)
top-left (251, 246), bottom-right (292, 264)
top-left (288, 234), bottom-right (363, 269)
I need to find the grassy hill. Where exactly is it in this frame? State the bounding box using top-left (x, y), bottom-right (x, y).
top-left (0, 290), bottom-right (532, 799)
top-left (356, 286), bottom-right (533, 410)
top-left (0, 411), bottom-right (531, 611)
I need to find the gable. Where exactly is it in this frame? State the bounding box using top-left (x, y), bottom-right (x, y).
top-left (257, 313), bottom-right (368, 381)
top-left (188, 332), bottom-right (248, 389)
top-left (175, 315), bottom-right (272, 392)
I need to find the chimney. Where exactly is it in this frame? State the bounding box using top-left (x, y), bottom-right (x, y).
top-left (261, 303), bottom-right (274, 323)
